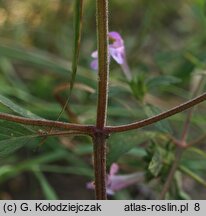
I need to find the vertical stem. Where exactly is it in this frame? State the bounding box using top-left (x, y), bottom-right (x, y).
top-left (159, 148), bottom-right (184, 199)
top-left (93, 133), bottom-right (107, 200)
top-left (96, 0), bottom-right (109, 129)
top-left (93, 0), bottom-right (109, 200)
top-left (160, 76), bottom-right (206, 199)
top-left (181, 76), bottom-right (206, 142)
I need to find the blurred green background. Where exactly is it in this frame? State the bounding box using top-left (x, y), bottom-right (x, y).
top-left (0, 0), bottom-right (206, 199)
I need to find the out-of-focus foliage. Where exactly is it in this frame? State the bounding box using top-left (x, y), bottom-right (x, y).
top-left (0, 0), bottom-right (206, 199)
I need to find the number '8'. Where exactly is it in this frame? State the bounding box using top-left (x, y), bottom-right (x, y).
top-left (194, 203), bottom-right (200, 211)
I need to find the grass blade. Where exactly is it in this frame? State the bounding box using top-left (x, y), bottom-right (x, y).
top-left (57, 0), bottom-right (84, 121)
top-left (34, 169), bottom-right (58, 200)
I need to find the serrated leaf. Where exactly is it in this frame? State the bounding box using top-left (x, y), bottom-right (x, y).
top-left (107, 131), bottom-right (145, 165)
top-left (0, 94), bottom-right (41, 119)
top-left (146, 75), bottom-right (181, 90)
top-left (144, 104), bottom-right (172, 134)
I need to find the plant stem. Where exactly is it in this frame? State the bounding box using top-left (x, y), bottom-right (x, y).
top-left (160, 78), bottom-right (206, 199)
top-left (187, 133), bottom-right (206, 147)
top-left (0, 112), bottom-right (93, 133)
top-left (159, 148), bottom-right (184, 199)
top-left (106, 92), bottom-right (206, 133)
top-left (180, 76), bottom-right (206, 142)
top-left (180, 109), bottom-right (193, 142)
top-left (1, 92), bottom-right (206, 136)
top-left (93, 132), bottom-right (107, 200)
top-left (93, 0), bottom-right (109, 200)
top-left (96, 0), bottom-right (109, 129)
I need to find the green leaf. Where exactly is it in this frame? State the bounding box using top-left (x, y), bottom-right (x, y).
top-left (129, 74), bottom-right (147, 101)
top-left (146, 75), bottom-right (181, 91)
top-left (0, 57), bottom-right (27, 90)
top-left (107, 131), bottom-right (145, 165)
top-left (174, 172), bottom-right (191, 200)
top-left (0, 44), bottom-right (96, 87)
top-left (179, 165), bottom-right (206, 188)
top-left (0, 120), bottom-right (37, 159)
top-left (187, 147), bottom-right (206, 159)
top-left (0, 136), bottom-right (36, 159)
top-left (0, 120), bottom-right (34, 140)
top-left (184, 52), bottom-right (204, 68)
top-left (144, 104), bottom-right (172, 134)
top-left (71, 0), bottom-right (83, 92)
top-left (34, 170), bottom-right (58, 200)
top-left (39, 165), bottom-right (93, 178)
top-left (0, 150), bottom-right (68, 183)
top-left (181, 147), bottom-right (206, 173)
top-left (56, 0), bottom-right (84, 120)
top-left (0, 94), bottom-right (41, 119)
top-left (148, 149), bottom-right (163, 177)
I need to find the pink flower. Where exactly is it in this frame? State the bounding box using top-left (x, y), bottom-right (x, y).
top-left (87, 163), bottom-right (144, 195)
top-left (90, 31), bottom-right (132, 80)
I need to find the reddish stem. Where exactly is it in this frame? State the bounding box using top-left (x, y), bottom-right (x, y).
top-left (93, 0), bottom-right (109, 200)
top-left (106, 92), bottom-right (206, 133)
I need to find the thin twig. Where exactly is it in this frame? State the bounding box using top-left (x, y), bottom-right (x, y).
top-left (53, 82), bottom-right (95, 123)
top-left (180, 109), bottom-right (193, 142)
top-left (106, 92), bottom-right (206, 133)
top-left (53, 83), bottom-right (80, 123)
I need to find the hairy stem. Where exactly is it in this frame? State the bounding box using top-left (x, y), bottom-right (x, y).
top-left (93, 0), bottom-right (109, 200)
top-left (96, 0), bottom-right (109, 129)
top-left (0, 112), bottom-right (93, 133)
top-left (93, 132), bottom-right (107, 200)
top-left (1, 92), bottom-right (206, 136)
top-left (106, 92), bottom-right (206, 133)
